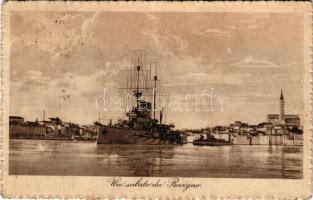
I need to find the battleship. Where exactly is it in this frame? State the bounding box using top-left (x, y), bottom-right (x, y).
top-left (96, 50), bottom-right (184, 145)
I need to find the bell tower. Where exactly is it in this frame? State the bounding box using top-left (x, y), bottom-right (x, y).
top-left (280, 89), bottom-right (285, 123)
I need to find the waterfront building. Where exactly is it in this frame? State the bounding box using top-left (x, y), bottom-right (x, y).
top-left (10, 125), bottom-right (46, 137)
top-left (284, 115), bottom-right (301, 127)
top-left (267, 114), bottom-right (279, 125)
top-left (49, 117), bottom-right (63, 125)
top-left (9, 116), bottom-right (24, 126)
top-left (39, 120), bottom-right (54, 126)
top-left (81, 125), bottom-right (98, 140)
top-left (195, 90), bottom-right (303, 145)
top-left (257, 122), bottom-right (272, 135)
top-left (9, 116), bottom-right (46, 138)
top-left (65, 123), bottom-right (81, 137)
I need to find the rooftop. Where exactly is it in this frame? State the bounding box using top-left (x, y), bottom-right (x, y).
top-left (9, 116), bottom-right (24, 119)
top-left (284, 114), bottom-right (300, 118)
top-left (268, 114), bottom-right (279, 116)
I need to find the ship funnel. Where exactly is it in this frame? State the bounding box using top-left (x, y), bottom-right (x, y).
top-left (160, 107), bottom-right (164, 124)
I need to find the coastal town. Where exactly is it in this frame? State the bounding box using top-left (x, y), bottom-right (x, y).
top-left (9, 115), bottom-right (98, 141)
top-left (9, 90), bottom-right (303, 146)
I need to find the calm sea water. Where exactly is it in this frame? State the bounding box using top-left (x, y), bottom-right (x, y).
top-left (9, 139), bottom-right (302, 178)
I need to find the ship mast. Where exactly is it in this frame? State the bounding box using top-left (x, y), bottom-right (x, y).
top-left (153, 74), bottom-right (157, 120)
top-left (134, 65), bottom-right (141, 108)
top-left (120, 50), bottom-right (155, 114)
top-left (132, 50), bottom-right (145, 109)
top-left (151, 62), bottom-right (159, 121)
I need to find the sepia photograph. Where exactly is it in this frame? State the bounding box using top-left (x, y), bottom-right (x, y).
top-left (8, 10), bottom-right (305, 178)
top-left (2, 1), bottom-right (312, 199)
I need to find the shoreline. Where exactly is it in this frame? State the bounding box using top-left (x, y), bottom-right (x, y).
top-left (9, 136), bottom-right (97, 142)
top-left (9, 137), bottom-right (303, 146)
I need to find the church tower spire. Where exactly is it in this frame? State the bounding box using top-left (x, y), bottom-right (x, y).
top-left (280, 89), bottom-right (285, 123)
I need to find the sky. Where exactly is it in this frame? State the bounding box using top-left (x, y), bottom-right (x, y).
top-left (9, 11), bottom-right (304, 129)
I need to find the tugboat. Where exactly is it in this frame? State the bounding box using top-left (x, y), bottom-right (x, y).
top-left (96, 50), bottom-right (184, 145)
top-left (193, 134), bottom-right (231, 146)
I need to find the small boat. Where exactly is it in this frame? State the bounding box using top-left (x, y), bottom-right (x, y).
top-left (193, 140), bottom-right (231, 146)
top-left (193, 135), bottom-right (231, 146)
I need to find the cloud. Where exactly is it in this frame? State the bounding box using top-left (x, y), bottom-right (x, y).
top-left (247, 24), bottom-right (261, 30)
top-left (147, 33), bottom-right (189, 55)
top-left (227, 47), bottom-right (232, 54)
top-left (238, 19), bottom-right (257, 24)
top-left (142, 14), bottom-right (188, 56)
top-left (10, 68), bottom-right (121, 123)
top-left (9, 11), bottom-right (304, 127)
top-left (24, 70), bottom-right (50, 83)
top-left (236, 18), bottom-right (265, 30)
top-left (167, 71), bottom-right (250, 87)
top-left (232, 57), bottom-right (278, 68)
top-left (194, 28), bottom-right (231, 37)
top-left (11, 12), bottom-right (94, 54)
top-left (145, 13), bottom-right (159, 27)
top-left (205, 28), bottom-right (231, 36)
top-left (228, 92), bottom-right (275, 102)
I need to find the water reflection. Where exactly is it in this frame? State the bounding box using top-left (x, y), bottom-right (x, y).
top-left (9, 139), bottom-right (302, 178)
top-left (96, 145), bottom-right (176, 176)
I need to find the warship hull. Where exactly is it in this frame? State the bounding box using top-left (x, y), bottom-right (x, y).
top-left (97, 125), bottom-right (183, 145)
